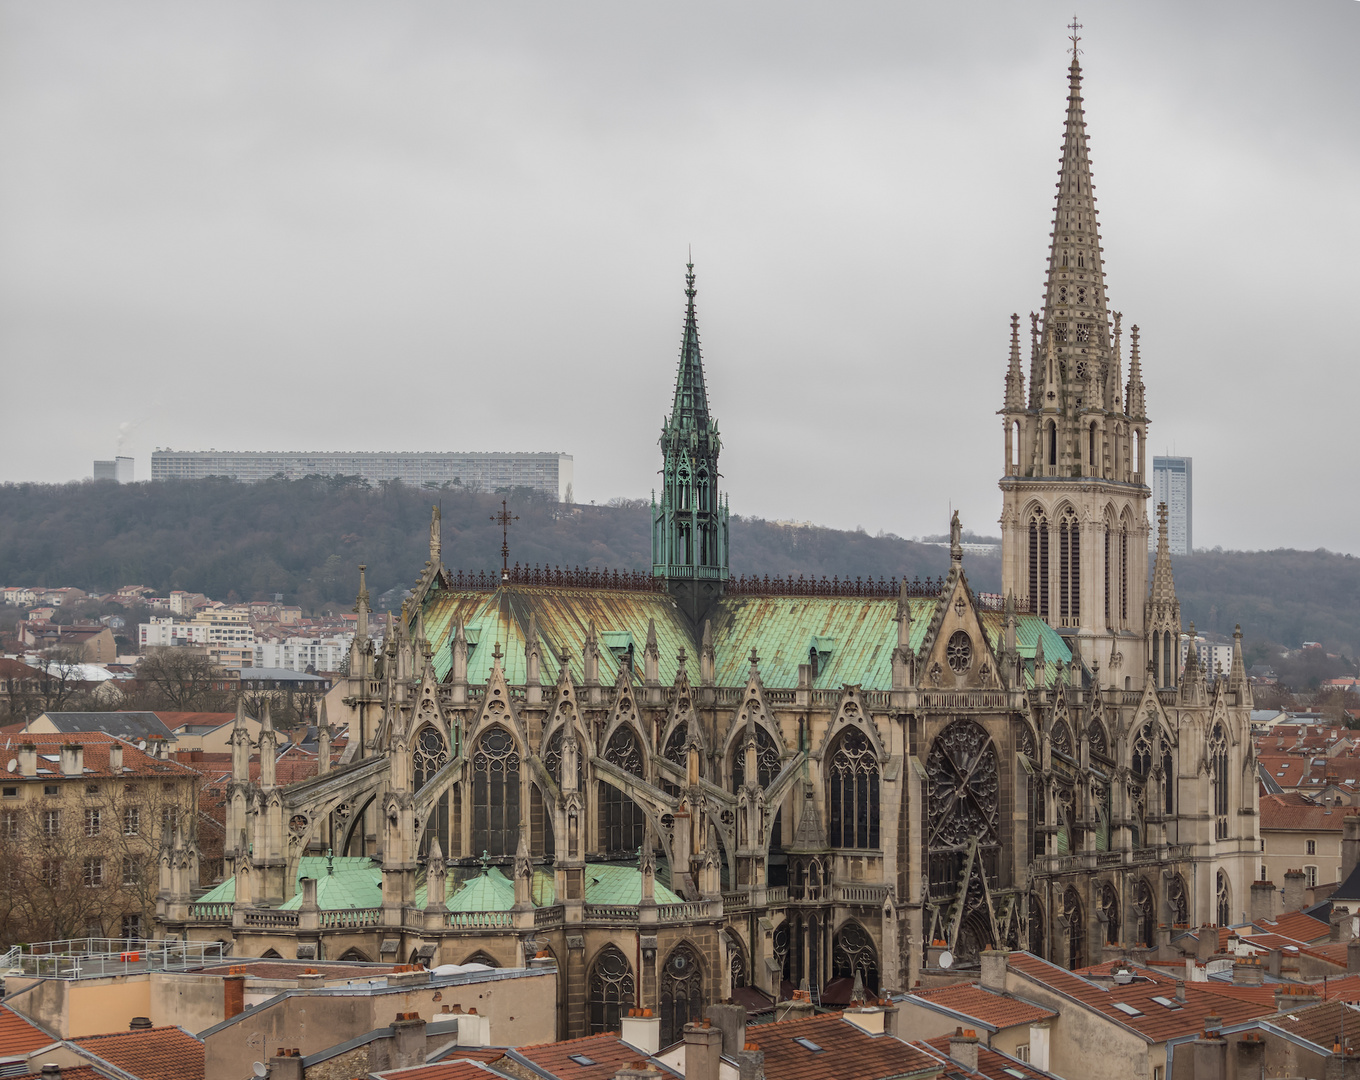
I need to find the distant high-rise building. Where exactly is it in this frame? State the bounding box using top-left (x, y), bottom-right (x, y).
top-left (149, 450), bottom-right (574, 500)
top-left (1149, 456), bottom-right (1192, 554)
top-left (93, 456), bottom-right (134, 483)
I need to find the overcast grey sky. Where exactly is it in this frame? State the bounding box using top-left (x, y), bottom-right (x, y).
top-left (1, 2), bottom-right (1356, 553)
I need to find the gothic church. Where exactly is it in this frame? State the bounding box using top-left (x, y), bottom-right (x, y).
top-left (171, 41), bottom-right (1259, 1041)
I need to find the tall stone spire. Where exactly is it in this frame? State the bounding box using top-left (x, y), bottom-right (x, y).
top-left (652, 259), bottom-right (730, 625)
top-left (1038, 40), bottom-right (1114, 417)
top-left (1125, 323), bottom-right (1146, 419)
top-left (1146, 501), bottom-right (1182, 688)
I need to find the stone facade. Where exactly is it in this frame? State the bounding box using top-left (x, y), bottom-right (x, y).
top-left (168, 44), bottom-right (1259, 1042)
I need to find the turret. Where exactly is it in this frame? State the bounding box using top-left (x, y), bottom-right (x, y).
top-left (258, 700), bottom-right (277, 788)
top-left (1146, 502), bottom-right (1182, 689)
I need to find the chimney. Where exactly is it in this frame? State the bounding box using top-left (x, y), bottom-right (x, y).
top-left (108, 742), bottom-right (124, 772)
top-left (1028, 1023), bottom-right (1051, 1073)
top-left (776, 989), bottom-right (816, 1022)
top-left (737, 1043), bottom-right (764, 1080)
top-left (1192, 1028), bottom-right (1228, 1080)
top-left (881, 1002), bottom-right (902, 1038)
top-left (704, 1003), bottom-right (747, 1059)
top-left (1332, 909), bottom-right (1353, 943)
top-left (1346, 814), bottom-right (1360, 884)
top-left (948, 1027), bottom-right (980, 1073)
top-left (1283, 869), bottom-right (1307, 912)
top-left (1197, 926), bottom-right (1219, 963)
top-left (1251, 880), bottom-right (1281, 923)
top-left (613, 1064), bottom-right (663, 1080)
top-left (18, 743), bottom-right (37, 777)
top-left (223, 975), bottom-right (245, 1020)
top-left (1236, 1033), bottom-right (1266, 1078)
top-left (268, 1048), bottom-right (304, 1080)
top-left (456, 1011), bottom-right (490, 1047)
top-left (391, 1012), bottom-right (427, 1069)
top-left (1274, 985), bottom-right (1322, 1011)
top-left (1232, 957), bottom-right (1264, 986)
top-left (683, 1020), bottom-right (723, 1080)
top-left (1349, 937), bottom-right (1360, 973)
top-left (1175, 979), bottom-right (1187, 1004)
top-left (621, 1009), bottom-right (661, 1055)
top-left (60, 743), bottom-right (84, 777)
top-left (980, 946), bottom-right (1009, 992)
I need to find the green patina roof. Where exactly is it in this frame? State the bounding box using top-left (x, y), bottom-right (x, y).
top-left (279, 858), bottom-right (382, 910)
top-left (583, 863), bottom-right (682, 905)
top-left (419, 585), bottom-right (1072, 694)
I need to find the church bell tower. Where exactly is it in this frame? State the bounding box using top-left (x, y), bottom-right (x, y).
top-left (999, 33), bottom-right (1151, 684)
top-left (652, 260), bottom-right (730, 626)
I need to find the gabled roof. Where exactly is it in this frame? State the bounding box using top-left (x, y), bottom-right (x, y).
top-left (69, 1025), bottom-right (204, 1080)
top-left (0, 732), bottom-right (198, 779)
top-left (1260, 999), bottom-right (1360, 1053)
top-left (0, 1004), bottom-right (55, 1059)
top-left (1333, 860), bottom-right (1360, 902)
top-left (34, 710), bottom-right (176, 742)
top-left (745, 1012), bottom-right (941, 1080)
top-left (508, 1032), bottom-right (678, 1080)
top-left (1006, 952), bottom-right (1273, 1042)
top-left (1253, 911), bottom-right (1332, 943)
top-left (918, 1035), bottom-right (1060, 1079)
top-left (909, 982), bottom-right (1058, 1030)
top-left (377, 1060), bottom-right (503, 1080)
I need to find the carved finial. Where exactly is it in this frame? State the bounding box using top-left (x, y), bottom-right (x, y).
top-left (480, 849), bottom-right (491, 875)
top-left (749, 647), bottom-right (760, 670)
top-left (492, 640), bottom-right (503, 663)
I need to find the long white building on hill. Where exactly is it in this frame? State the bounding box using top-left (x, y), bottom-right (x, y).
top-left (149, 449), bottom-right (573, 499)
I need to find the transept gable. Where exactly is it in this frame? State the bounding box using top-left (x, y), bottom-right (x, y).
top-left (600, 671), bottom-right (649, 769)
top-left (659, 665), bottom-right (704, 777)
top-left (720, 661), bottom-right (781, 762)
top-left (408, 664), bottom-right (450, 753)
top-left (917, 564), bottom-right (1002, 691)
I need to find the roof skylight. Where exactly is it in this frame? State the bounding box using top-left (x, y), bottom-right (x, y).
top-left (793, 1037), bottom-right (824, 1052)
top-left (1112, 1002), bottom-right (1144, 1017)
top-left (568, 1054), bottom-right (598, 1066)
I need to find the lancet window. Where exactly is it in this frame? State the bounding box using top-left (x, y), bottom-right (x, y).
top-left (472, 726), bottom-right (520, 858)
top-left (1099, 882), bottom-right (1119, 945)
top-left (1134, 879), bottom-right (1156, 948)
top-left (544, 727), bottom-right (582, 793)
top-left (587, 946), bottom-right (635, 1035)
top-left (658, 944), bottom-right (704, 1047)
top-left (413, 725), bottom-right (448, 791)
top-left (832, 920), bottom-right (879, 993)
top-left (1058, 507), bottom-right (1080, 624)
top-left (1063, 887), bottom-right (1084, 969)
top-left (1028, 511), bottom-right (1050, 619)
top-left (732, 726), bottom-right (781, 790)
top-left (599, 725), bottom-right (647, 856)
top-left (1168, 875), bottom-right (1189, 926)
top-left (1217, 871), bottom-right (1231, 926)
top-left (828, 728), bottom-right (880, 850)
top-left (1210, 724), bottom-right (1229, 840)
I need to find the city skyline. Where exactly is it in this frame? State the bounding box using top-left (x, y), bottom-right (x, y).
top-left (0, 2), bottom-right (1355, 553)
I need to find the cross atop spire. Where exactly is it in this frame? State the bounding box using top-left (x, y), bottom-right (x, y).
top-left (1067, 14), bottom-right (1082, 58)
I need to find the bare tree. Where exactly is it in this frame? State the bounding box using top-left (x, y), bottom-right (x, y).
top-left (132, 648), bottom-right (232, 711)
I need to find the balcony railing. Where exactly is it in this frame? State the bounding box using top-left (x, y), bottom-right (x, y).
top-left (321, 907), bottom-right (382, 929)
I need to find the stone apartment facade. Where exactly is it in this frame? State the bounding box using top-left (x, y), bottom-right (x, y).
top-left (171, 43), bottom-right (1258, 1043)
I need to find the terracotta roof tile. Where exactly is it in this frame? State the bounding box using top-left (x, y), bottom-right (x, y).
top-left (739, 1012), bottom-right (941, 1080)
top-left (919, 1035), bottom-right (1057, 1079)
top-left (0, 1005), bottom-right (55, 1057)
top-left (1007, 952), bottom-right (1273, 1042)
top-left (1198, 983), bottom-right (1277, 1008)
top-left (1322, 975), bottom-right (1360, 1002)
top-left (1260, 794), bottom-right (1353, 831)
top-left (1266, 999), bottom-right (1360, 1051)
top-left (1255, 911), bottom-right (1332, 943)
top-left (511, 1032), bottom-right (660, 1080)
top-left (70, 1025), bottom-right (204, 1080)
top-left (0, 732), bottom-right (198, 780)
top-left (197, 961), bottom-right (398, 980)
top-left (911, 983), bottom-right (1057, 1029)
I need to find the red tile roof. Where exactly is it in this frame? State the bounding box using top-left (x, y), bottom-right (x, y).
top-left (0, 1005), bottom-right (55, 1058)
top-left (70, 1025), bottom-right (204, 1080)
top-left (918, 1035), bottom-right (1055, 1079)
top-left (198, 961), bottom-right (398, 980)
top-left (739, 1012), bottom-right (941, 1080)
top-left (1260, 794), bottom-right (1354, 832)
top-left (1255, 911), bottom-right (1332, 943)
top-left (1266, 999), bottom-right (1360, 1051)
top-left (0, 732), bottom-right (199, 780)
top-left (911, 982), bottom-right (1057, 1029)
top-left (510, 1032), bottom-right (657, 1080)
top-left (1007, 953), bottom-right (1273, 1042)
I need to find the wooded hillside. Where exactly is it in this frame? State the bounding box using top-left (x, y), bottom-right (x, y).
top-left (0, 478), bottom-right (1356, 658)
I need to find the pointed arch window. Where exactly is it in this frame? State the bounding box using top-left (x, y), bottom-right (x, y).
top-left (1063, 887), bottom-right (1084, 969)
top-left (1119, 520), bottom-right (1130, 626)
top-left (1217, 870), bottom-right (1231, 926)
top-left (1211, 724), bottom-right (1229, 840)
top-left (587, 946), bottom-right (634, 1035)
top-left (1134, 879), bottom-right (1156, 948)
top-left (1028, 512), bottom-right (1050, 619)
top-left (832, 920), bottom-right (879, 993)
top-left (1103, 522), bottom-right (1112, 626)
top-left (544, 727), bottom-right (582, 793)
top-left (472, 727), bottom-right (520, 858)
top-left (658, 944), bottom-right (704, 1047)
top-left (733, 727), bottom-right (781, 790)
top-left (1058, 507), bottom-right (1080, 624)
top-left (828, 728), bottom-right (880, 850)
top-left (1099, 882), bottom-right (1119, 944)
top-left (413, 725), bottom-right (448, 792)
top-left (599, 726), bottom-right (647, 856)
top-left (1046, 421), bottom-right (1058, 467)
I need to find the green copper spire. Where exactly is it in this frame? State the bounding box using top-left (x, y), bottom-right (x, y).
top-left (652, 260), bottom-right (729, 625)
